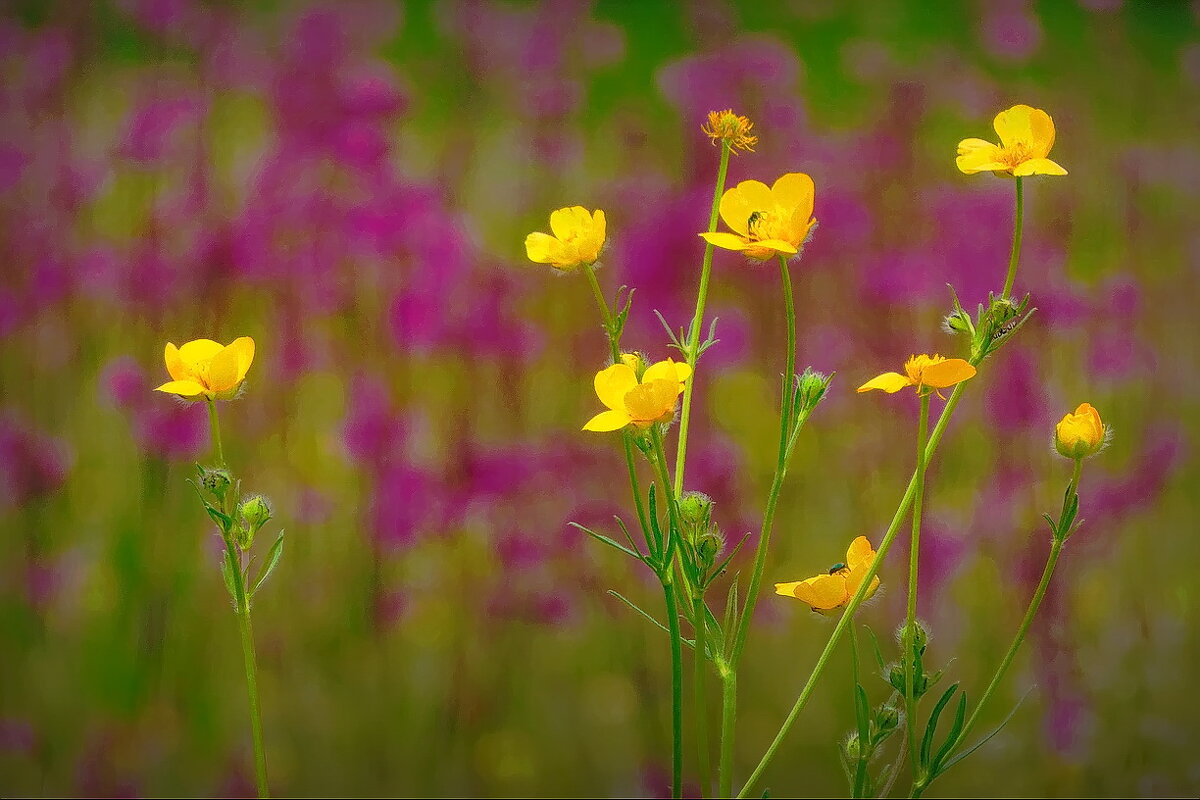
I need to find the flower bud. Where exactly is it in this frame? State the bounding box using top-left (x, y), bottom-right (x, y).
top-left (619, 352), bottom-right (646, 379)
top-left (942, 309), bottom-right (973, 337)
top-left (696, 529), bottom-right (726, 567)
top-left (794, 367), bottom-right (830, 415)
top-left (1054, 402), bottom-right (1107, 459)
top-left (842, 731), bottom-right (861, 763)
top-left (875, 703), bottom-right (901, 733)
top-left (678, 491), bottom-right (713, 531)
top-left (239, 494), bottom-right (272, 532)
top-left (199, 467), bottom-right (233, 500)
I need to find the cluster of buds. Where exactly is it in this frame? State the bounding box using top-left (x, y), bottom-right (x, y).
top-left (192, 465), bottom-right (284, 607)
top-left (942, 289), bottom-right (1034, 363)
top-left (677, 491), bottom-right (725, 571)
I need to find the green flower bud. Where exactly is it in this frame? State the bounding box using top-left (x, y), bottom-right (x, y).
top-left (942, 309), bottom-right (973, 336)
top-left (239, 495), bottom-right (272, 533)
top-left (794, 367), bottom-right (830, 414)
top-left (199, 467), bottom-right (233, 500)
top-left (678, 491), bottom-right (713, 530)
top-left (696, 529), bottom-right (725, 567)
top-left (842, 732), bottom-right (861, 763)
top-left (875, 703), bottom-right (901, 733)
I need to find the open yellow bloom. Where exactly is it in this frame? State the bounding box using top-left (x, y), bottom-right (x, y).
top-left (775, 536), bottom-right (881, 613)
top-left (857, 354), bottom-right (976, 395)
top-left (699, 173), bottom-right (816, 260)
top-left (154, 337), bottom-right (256, 401)
top-left (1055, 402), bottom-right (1107, 459)
top-left (956, 104), bottom-right (1067, 177)
top-left (525, 206), bottom-right (606, 271)
top-left (582, 358), bottom-right (692, 432)
top-left (702, 109), bottom-right (757, 153)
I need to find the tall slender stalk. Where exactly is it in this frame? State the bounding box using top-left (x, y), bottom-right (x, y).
top-left (718, 253), bottom-right (797, 797)
top-left (694, 595), bottom-right (713, 797)
top-left (1000, 177), bottom-right (1024, 300)
top-left (207, 402), bottom-right (269, 798)
top-left (903, 394), bottom-right (931, 781)
top-left (675, 141), bottom-right (731, 495)
top-left (651, 428), bottom-right (686, 800)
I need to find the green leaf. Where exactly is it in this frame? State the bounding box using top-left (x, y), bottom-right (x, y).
top-left (205, 504), bottom-right (233, 532)
top-left (920, 683), bottom-right (960, 769)
top-left (570, 522), bottom-right (643, 562)
top-left (647, 484), bottom-right (664, 558)
top-left (607, 591), bottom-right (696, 650)
top-left (703, 531), bottom-right (751, 589)
top-left (931, 691), bottom-right (968, 773)
top-left (219, 552), bottom-right (237, 604)
top-left (941, 691), bottom-right (1030, 773)
top-left (854, 683), bottom-right (871, 745)
top-left (612, 515), bottom-right (647, 560)
top-left (251, 531), bottom-right (285, 595)
top-left (721, 573), bottom-right (740, 660)
top-left (863, 625), bottom-right (887, 672)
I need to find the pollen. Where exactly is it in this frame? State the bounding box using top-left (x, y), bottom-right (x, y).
top-left (702, 109), bottom-right (757, 153)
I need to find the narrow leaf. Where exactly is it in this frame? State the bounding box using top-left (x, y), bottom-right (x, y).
top-left (570, 521), bottom-right (643, 562)
top-left (941, 690), bottom-right (1030, 773)
top-left (921, 682), bottom-right (960, 768)
top-left (854, 684), bottom-right (871, 745)
top-left (612, 515), bottom-right (646, 560)
top-left (703, 532), bottom-right (751, 588)
top-left (220, 553), bottom-right (237, 603)
top-left (251, 531), bottom-right (285, 595)
top-left (931, 692), bottom-right (968, 773)
top-left (863, 625), bottom-right (887, 672)
top-left (607, 591), bottom-right (696, 650)
top-left (721, 573), bottom-right (740, 659)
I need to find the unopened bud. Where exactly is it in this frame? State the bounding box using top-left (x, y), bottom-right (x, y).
top-left (239, 495), bottom-right (272, 532)
top-left (199, 467), bottom-right (233, 499)
top-left (794, 367), bottom-right (830, 414)
top-left (842, 731), bottom-right (861, 763)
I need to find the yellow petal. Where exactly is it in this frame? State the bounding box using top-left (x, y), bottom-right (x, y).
top-left (526, 232), bottom-right (565, 264)
top-left (846, 536), bottom-right (875, 569)
top-left (642, 358), bottom-right (689, 387)
top-left (856, 372), bottom-right (913, 393)
top-left (846, 569), bottom-right (881, 601)
top-left (224, 336), bottom-right (255, 383)
top-left (594, 364), bottom-right (638, 411)
top-left (993, 105), bottom-right (1055, 155)
top-left (592, 208), bottom-right (606, 243)
top-left (956, 138), bottom-right (1005, 174)
top-left (792, 574), bottom-right (849, 611)
top-left (177, 338), bottom-right (224, 367)
top-left (207, 343), bottom-right (243, 392)
top-left (583, 409), bottom-right (632, 432)
top-left (1013, 157), bottom-right (1067, 177)
top-left (164, 342), bottom-right (188, 381)
top-left (919, 358), bottom-right (976, 388)
top-left (751, 238), bottom-right (799, 255)
top-left (623, 378), bottom-right (679, 423)
top-left (718, 180), bottom-right (772, 236)
top-left (154, 379), bottom-right (207, 398)
top-left (771, 173), bottom-right (815, 221)
top-left (699, 232), bottom-right (751, 251)
top-left (774, 581), bottom-right (805, 598)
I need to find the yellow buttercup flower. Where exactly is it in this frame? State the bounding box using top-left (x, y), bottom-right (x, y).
top-left (583, 357), bottom-right (692, 432)
top-left (1055, 402), bottom-right (1108, 459)
top-left (956, 104), bottom-right (1067, 177)
top-left (775, 536), bottom-right (881, 613)
top-left (525, 206), bottom-right (606, 271)
top-left (857, 354), bottom-right (976, 396)
top-left (702, 109), bottom-right (757, 153)
top-left (699, 173), bottom-right (816, 261)
top-left (154, 337), bottom-right (256, 401)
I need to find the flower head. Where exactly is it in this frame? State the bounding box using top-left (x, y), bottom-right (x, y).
top-left (701, 109), bottom-right (757, 153)
top-left (956, 104), bottom-right (1067, 177)
top-left (583, 357), bottom-right (692, 432)
top-left (775, 536), bottom-right (881, 613)
top-left (857, 354), bottom-right (976, 396)
top-left (154, 337), bottom-right (255, 401)
top-left (525, 206), bottom-right (606, 271)
top-left (1055, 402), bottom-right (1109, 459)
top-left (699, 173), bottom-right (816, 261)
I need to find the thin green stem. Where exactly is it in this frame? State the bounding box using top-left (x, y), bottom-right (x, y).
top-left (206, 398), bottom-right (225, 468)
top-left (583, 263), bottom-right (619, 362)
top-left (675, 141), bottom-right (731, 495)
top-left (694, 595), bottom-right (713, 797)
top-left (736, 381), bottom-right (967, 799)
top-left (1001, 177), bottom-right (1024, 300)
top-left (650, 428), bottom-right (685, 800)
top-left (849, 622), bottom-right (868, 799)
top-left (237, 594), bottom-right (270, 798)
top-left (903, 394), bottom-right (931, 781)
top-left (719, 669), bottom-right (736, 799)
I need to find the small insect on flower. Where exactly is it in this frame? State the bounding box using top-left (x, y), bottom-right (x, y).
top-left (1054, 402), bottom-right (1109, 460)
top-left (956, 104), bottom-right (1067, 178)
top-left (701, 109), bottom-right (757, 153)
top-left (775, 536), bottom-right (880, 614)
top-left (856, 353), bottom-right (976, 397)
top-left (699, 173), bottom-right (817, 261)
top-left (582, 357), bottom-right (692, 432)
top-left (524, 206), bottom-right (606, 272)
top-left (154, 337), bottom-right (255, 402)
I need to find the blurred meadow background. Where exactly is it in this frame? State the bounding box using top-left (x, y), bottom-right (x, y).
top-left (2, 0), bottom-right (1199, 796)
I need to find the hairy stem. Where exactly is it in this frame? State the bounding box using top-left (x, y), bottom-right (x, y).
top-left (206, 398), bottom-right (225, 468)
top-left (903, 394), bottom-right (931, 781)
top-left (694, 595), bottom-right (713, 797)
top-left (1001, 177), bottom-right (1024, 300)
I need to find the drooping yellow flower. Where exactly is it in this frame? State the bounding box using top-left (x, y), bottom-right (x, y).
top-left (857, 354), bottom-right (976, 396)
top-left (154, 337), bottom-right (256, 401)
top-left (699, 173), bottom-right (816, 260)
top-left (525, 206), bottom-right (606, 271)
top-left (583, 358), bottom-right (692, 432)
top-left (702, 109), bottom-right (757, 153)
top-left (956, 104), bottom-right (1067, 177)
top-left (1055, 402), bottom-right (1108, 459)
top-left (775, 536), bottom-right (881, 613)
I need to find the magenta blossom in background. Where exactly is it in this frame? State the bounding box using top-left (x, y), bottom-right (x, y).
top-left (0, 414), bottom-right (71, 510)
top-left (101, 357), bottom-right (208, 460)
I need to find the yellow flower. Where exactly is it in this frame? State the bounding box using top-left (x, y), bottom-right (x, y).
top-left (583, 357), bottom-right (692, 432)
top-left (775, 536), bottom-right (881, 613)
top-left (1055, 402), bottom-right (1108, 459)
top-left (699, 173), bottom-right (816, 261)
top-left (857, 354), bottom-right (976, 396)
top-left (702, 109), bottom-right (757, 153)
top-left (956, 104), bottom-right (1067, 177)
top-left (154, 337), bottom-right (256, 401)
top-left (525, 206), bottom-right (606, 271)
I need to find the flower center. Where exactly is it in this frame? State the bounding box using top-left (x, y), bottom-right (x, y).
top-left (747, 209), bottom-right (788, 243)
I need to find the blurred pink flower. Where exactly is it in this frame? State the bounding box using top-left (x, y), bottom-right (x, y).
top-left (0, 414), bottom-right (71, 509)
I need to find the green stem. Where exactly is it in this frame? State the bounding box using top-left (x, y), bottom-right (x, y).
top-left (675, 141), bottom-right (732, 495)
top-left (650, 428), bottom-right (686, 800)
top-left (694, 595), bottom-right (713, 797)
top-left (237, 593), bottom-right (270, 798)
top-left (206, 398), bottom-right (225, 468)
top-left (719, 669), bottom-right (736, 799)
top-left (736, 382), bottom-right (968, 799)
top-left (903, 394), bottom-right (931, 781)
top-left (849, 622), bottom-right (868, 799)
top-left (1000, 177), bottom-right (1024, 300)
top-left (913, 461), bottom-right (1082, 798)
